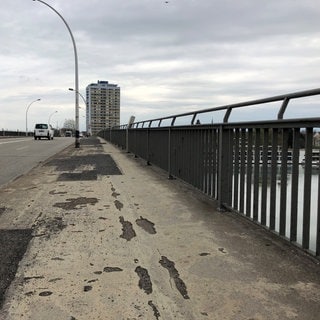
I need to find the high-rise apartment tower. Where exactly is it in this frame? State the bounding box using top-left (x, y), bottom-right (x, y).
top-left (86, 80), bottom-right (120, 135)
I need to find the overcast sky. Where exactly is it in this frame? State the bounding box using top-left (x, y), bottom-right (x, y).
top-left (1, 0), bottom-right (320, 131)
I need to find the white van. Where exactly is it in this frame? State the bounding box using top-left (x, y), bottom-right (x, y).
top-left (34, 124), bottom-right (54, 140)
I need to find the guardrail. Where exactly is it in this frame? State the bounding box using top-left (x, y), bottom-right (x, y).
top-left (99, 88), bottom-right (320, 257)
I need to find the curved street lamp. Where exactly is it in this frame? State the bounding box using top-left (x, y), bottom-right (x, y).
top-left (25, 98), bottom-right (41, 136)
top-left (33, 0), bottom-right (80, 148)
top-left (69, 88), bottom-right (91, 135)
top-left (48, 110), bottom-right (58, 125)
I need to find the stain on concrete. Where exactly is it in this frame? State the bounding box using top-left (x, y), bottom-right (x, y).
top-left (33, 217), bottom-right (67, 238)
top-left (159, 256), bottom-right (190, 299)
top-left (39, 291), bottom-right (53, 297)
top-left (112, 191), bottom-right (120, 198)
top-left (135, 266), bottom-right (152, 295)
top-left (0, 207), bottom-right (6, 216)
top-left (103, 267), bottom-right (123, 273)
top-left (119, 216), bottom-right (136, 241)
top-left (136, 216), bottom-right (156, 234)
top-left (53, 197), bottom-right (99, 210)
top-left (114, 200), bottom-right (123, 211)
top-left (83, 286), bottom-right (92, 292)
top-left (199, 253), bottom-right (210, 256)
top-left (148, 300), bottom-right (161, 320)
top-left (24, 276), bottom-right (44, 282)
top-left (49, 190), bottom-right (68, 195)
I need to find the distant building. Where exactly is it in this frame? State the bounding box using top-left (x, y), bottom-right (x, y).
top-left (86, 80), bottom-right (120, 135)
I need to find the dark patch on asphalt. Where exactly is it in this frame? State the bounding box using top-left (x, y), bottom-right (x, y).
top-left (114, 200), bottom-right (123, 211)
top-left (84, 286), bottom-right (92, 292)
top-left (53, 197), bottom-right (99, 210)
top-left (39, 291), bottom-right (53, 297)
top-left (57, 171), bottom-right (98, 181)
top-left (49, 278), bottom-right (63, 283)
top-left (148, 300), bottom-right (161, 320)
top-left (51, 257), bottom-right (64, 261)
top-left (218, 247), bottom-right (227, 253)
top-left (136, 216), bottom-right (156, 234)
top-left (49, 190), bottom-right (68, 195)
top-left (135, 266), bottom-right (152, 295)
top-left (119, 216), bottom-right (136, 241)
top-left (199, 252), bottom-right (210, 256)
top-left (0, 228), bottom-right (33, 308)
top-left (159, 256), bottom-right (190, 299)
top-left (24, 276), bottom-right (44, 282)
top-left (33, 217), bottom-right (67, 238)
top-left (103, 267), bottom-right (123, 273)
top-left (45, 144), bottom-right (122, 181)
top-left (112, 191), bottom-right (120, 198)
top-left (0, 207), bottom-right (5, 216)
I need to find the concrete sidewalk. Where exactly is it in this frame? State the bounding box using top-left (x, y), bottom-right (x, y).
top-left (0, 137), bottom-right (319, 320)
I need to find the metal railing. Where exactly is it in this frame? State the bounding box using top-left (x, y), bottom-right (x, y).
top-left (99, 88), bottom-right (320, 257)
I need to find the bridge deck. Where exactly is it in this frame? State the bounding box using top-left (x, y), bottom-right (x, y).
top-left (0, 137), bottom-right (319, 320)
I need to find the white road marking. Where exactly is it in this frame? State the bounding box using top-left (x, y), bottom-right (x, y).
top-left (0, 139), bottom-right (29, 145)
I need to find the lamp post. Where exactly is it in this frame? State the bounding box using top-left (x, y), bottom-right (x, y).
top-left (48, 110), bottom-right (58, 125)
top-left (68, 88), bottom-right (90, 135)
top-left (26, 98), bottom-right (41, 136)
top-left (33, 0), bottom-right (80, 148)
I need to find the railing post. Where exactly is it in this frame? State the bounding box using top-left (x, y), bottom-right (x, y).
top-left (217, 125), bottom-right (232, 210)
top-left (168, 127), bottom-right (174, 179)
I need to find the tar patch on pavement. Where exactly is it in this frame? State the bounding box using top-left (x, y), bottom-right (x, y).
top-left (45, 137), bottom-right (122, 181)
top-left (135, 266), bottom-right (153, 294)
top-left (159, 256), bottom-right (190, 300)
top-left (53, 197), bottom-right (99, 210)
top-left (0, 229), bottom-right (33, 309)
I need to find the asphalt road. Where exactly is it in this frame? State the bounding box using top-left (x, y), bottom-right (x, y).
top-left (0, 137), bottom-right (73, 188)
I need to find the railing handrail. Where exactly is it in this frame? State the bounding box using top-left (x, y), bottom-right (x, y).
top-left (117, 88), bottom-right (320, 129)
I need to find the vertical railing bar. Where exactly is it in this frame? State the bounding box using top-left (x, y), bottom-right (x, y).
top-left (246, 128), bottom-right (253, 217)
top-left (253, 128), bottom-right (261, 221)
top-left (317, 153), bottom-right (320, 256)
top-left (233, 129), bottom-right (240, 210)
top-left (269, 128), bottom-right (278, 231)
top-left (261, 128), bottom-right (269, 226)
top-left (168, 127), bottom-right (173, 179)
top-left (302, 127), bottom-right (313, 249)
top-left (212, 128), bottom-right (218, 199)
top-left (290, 128), bottom-right (300, 242)
top-left (279, 128), bottom-right (289, 236)
top-left (239, 129), bottom-right (246, 213)
top-left (203, 129), bottom-right (209, 194)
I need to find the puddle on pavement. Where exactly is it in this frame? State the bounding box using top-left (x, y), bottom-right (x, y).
top-left (53, 197), bottom-right (99, 210)
top-left (119, 216), bottom-right (136, 241)
top-left (159, 256), bottom-right (190, 300)
top-left (135, 266), bottom-right (152, 295)
top-left (136, 216), bottom-right (156, 234)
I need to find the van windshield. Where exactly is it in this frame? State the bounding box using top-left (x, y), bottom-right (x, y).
top-left (35, 124), bottom-right (48, 129)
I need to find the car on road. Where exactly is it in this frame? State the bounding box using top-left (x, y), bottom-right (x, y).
top-left (34, 123), bottom-right (54, 140)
